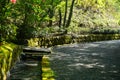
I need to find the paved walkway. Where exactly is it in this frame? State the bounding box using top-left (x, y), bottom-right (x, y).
top-left (50, 40), bottom-right (120, 80)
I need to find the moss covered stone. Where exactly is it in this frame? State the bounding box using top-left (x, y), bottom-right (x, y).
top-left (0, 43), bottom-right (22, 80)
top-left (27, 34), bottom-right (120, 47)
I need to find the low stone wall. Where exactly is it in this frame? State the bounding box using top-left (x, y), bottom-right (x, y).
top-left (0, 43), bottom-right (22, 80)
top-left (27, 34), bottom-right (120, 47)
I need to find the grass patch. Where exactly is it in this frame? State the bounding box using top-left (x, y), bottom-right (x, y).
top-left (42, 56), bottom-right (55, 80)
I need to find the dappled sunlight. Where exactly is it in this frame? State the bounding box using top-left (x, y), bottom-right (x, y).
top-left (9, 56), bottom-right (55, 80)
top-left (0, 43), bottom-right (21, 80)
top-left (42, 56), bottom-right (55, 80)
top-left (81, 43), bottom-right (100, 48)
top-left (50, 40), bottom-right (120, 80)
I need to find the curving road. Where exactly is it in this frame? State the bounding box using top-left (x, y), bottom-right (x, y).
top-left (50, 40), bottom-right (120, 80)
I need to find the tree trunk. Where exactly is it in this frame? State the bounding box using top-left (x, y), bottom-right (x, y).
top-left (63, 0), bottom-right (68, 27)
top-left (48, 0), bottom-right (54, 27)
top-left (58, 8), bottom-right (62, 27)
top-left (66, 0), bottom-right (75, 27)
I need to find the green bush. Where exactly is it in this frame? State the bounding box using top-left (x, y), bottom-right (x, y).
top-left (91, 28), bottom-right (120, 34)
top-left (0, 24), bottom-right (18, 42)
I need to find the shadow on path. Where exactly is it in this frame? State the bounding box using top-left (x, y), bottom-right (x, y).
top-left (49, 40), bottom-right (120, 80)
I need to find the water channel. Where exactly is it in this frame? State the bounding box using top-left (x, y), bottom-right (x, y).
top-left (10, 40), bottom-right (120, 80)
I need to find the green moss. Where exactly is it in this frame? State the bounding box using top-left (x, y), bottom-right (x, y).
top-left (42, 56), bottom-right (55, 80)
top-left (27, 34), bottom-right (120, 47)
top-left (0, 43), bottom-right (21, 80)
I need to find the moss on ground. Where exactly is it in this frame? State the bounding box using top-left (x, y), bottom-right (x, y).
top-left (0, 43), bottom-right (21, 80)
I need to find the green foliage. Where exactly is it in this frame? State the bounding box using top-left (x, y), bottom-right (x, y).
top-left (38, 27), bottom-right (60, 36)
top-left (1, 0), bottom-right (120, 43)
top-left (0, 0), bottom-right (19, 42)
top-left (70, 0), bottom-right (120, 34)
top-left (67, 25), bottom-right (91, 34)
top-left (0, 24), bottom-right (18, 41)
top-left (91, 27), bottom-right (120, 34)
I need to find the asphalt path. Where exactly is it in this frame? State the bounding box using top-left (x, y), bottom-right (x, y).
top-left (50, 40), bottom-right (120, 80)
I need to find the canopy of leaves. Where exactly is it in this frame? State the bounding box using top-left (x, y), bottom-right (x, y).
top-left (1, 0), bottom-right (120, 43)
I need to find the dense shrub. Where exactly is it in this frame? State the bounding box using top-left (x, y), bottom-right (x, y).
top-left (0, 24), bottom-right (18, 42)
top-left (91, 28), bottom-right (120, 34)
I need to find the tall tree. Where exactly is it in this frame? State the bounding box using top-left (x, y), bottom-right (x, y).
top-left (48, 0), bottom-right (54, 27)
top-left (58, 8), bottom-right (62, 27)
top-left (63, 0), bottom-right (68, 27)
top-left (66, 0), bottom-right (75, 27)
